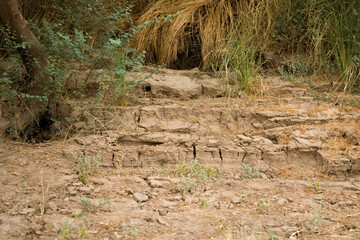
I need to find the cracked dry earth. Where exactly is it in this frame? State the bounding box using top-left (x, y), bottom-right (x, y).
top-left (1, 68), bottom-right (360, 240)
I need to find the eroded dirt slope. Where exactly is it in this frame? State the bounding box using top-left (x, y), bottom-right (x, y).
top-left (0, 68), bottom-right (359, 239)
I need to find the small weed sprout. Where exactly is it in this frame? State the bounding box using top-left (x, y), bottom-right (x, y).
top-left (122, 220), bottom-right (138, 239)
top-left (266, 229), bottom-right (277, 240)
top-left (156, 165), bottom-right (176, 177)
top-left (78, 226), bottom-right (86, 238)
top-left (216, 218), bottom-right (228, 236)
top-left (257, 199), bottom-right (270, 214)
top-left (76, 195), bottom-right (111, 215)
top-left (201, 199), bottom-right (209, 208)
top-left (307, 181), bottom-right (320, 189)
top-left (60, 218), bottom-right (74, 238)
top-left (238, 191), bottom-right (252, 203)
top-left (73, 152), bottom-right (101, 183)
top-left (176, 158), bottom-right (219, 194)
top-left (240, 163), bottom-right (259, 179)
top-left (310, 205), bottom-right (323, 233)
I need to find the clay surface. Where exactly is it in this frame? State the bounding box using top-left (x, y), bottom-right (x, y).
top-left (0, 68), bottom-right (359, 239)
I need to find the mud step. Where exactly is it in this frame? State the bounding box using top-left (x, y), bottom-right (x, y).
top-left (66, 127), bottom-right (360, 175)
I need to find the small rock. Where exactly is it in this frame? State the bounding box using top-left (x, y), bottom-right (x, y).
top-left (214, 201), bottom-right (222, 209)
top-left (117, 190), bottom-right (126, 196)
top-left (31, 223), bottom-right (43, 235)
top-left (280, 226), bottom-right (299, 238)
top-left (338, 201), bottom-right (346, 207)
top-left (144, 217), bottom-right (155, 222)
top-left (114, 232), bottom-right (122, 239)
top-left (92, 178), bottom-right (105, 185)
top-left (133, 193), bottom-right (149, 202)
top-left (79, 186), bottom-right (93, 194)
top-left (10, 210), bottom-right (18, 216)
top-left (234, 174), bottom-right (241, 180)
top-left (157, 218), bottom-right (169, 227)
top-left (158, 209), bottom-right (168, 216)
top-left (236, 135), bottom-right (252, 143)
top-left (49, 194), bottom-right (57, 200)
top-left (126, 189), bottom-right (135, 195)
top-left (277, 199), bottom-right (289, 206)
top-left (207, 139), bottom-right (218, 147)
top-left (185, 197), bottom-right (194, 204)
top-left (346, 201), bottom-right (355, 206)
top-left (231, 197), bottom-right (242, 204)
top-left (20, 208), bottom-right (36, 215)
top-left (69, 190), bottom-right (78, 196)
top-left (252, 123), bottom-right (263, 129)
top-left (260, 173), bottom-right (268, 179)
top-left (252, 136), bottom-right (273, 145)
top-left (61, 169), bottom-right (73, 175)
top-left (149, 179), bottom-right (164, 188)
top-left (192, 197), bottom-right (200, 204)
top-left (287, 198), bottom-right (294, 203)
top-left (170, 178), bottom-right (182, 184)
top-left (161, 200), bottom-right (178, 208)
top-left (44, 222), bottom-right (57, 232)
top-left (172, 196), bottom-right (183, 201)
top-left (134, 176), bottom-right (144, 183)
top-left (314, 196), bottom-right (323, 201)
top-left (48, 202), bottom-right (57, 211)
top-left (59, 209), bottom-right (72, 214)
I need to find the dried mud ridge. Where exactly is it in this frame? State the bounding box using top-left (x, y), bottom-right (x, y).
top-left (0, 68), bottom-right (360, 239)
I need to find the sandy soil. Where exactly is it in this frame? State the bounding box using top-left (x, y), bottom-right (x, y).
top-left (0, 68), bottom-right (359, 239)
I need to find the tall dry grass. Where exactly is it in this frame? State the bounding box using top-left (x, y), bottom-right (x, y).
top-left (132, 0), bottom-right (276, 69)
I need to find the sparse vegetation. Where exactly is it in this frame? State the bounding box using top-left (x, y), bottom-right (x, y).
top-left (306, 181), bottom-right (321, 190)
top-left (238, 191), bottom-right (252, 203)
top-left (76, 195), bottom-right (111, 215)
top-left (240, 163), bottom-right (259, 179)
top-left (177, 174), bottom-right (197, 194)
top-left (122, 220), bottom-right (138, 239)
top-left (257, 199), bottom-right (270, 214)
top-left (60, 218), bottom-right (75, 238)
top-left (59, 217), bottom-right (86, 238)
top-left (200, 199), bottom-right (209, 208)
top-left (156, 165), bottom-right (175, 177)
top-left (216, 218), bottom-right (228, 236)
top-left (74, 152), bottom-right (101, 184)
top-left (309, 205), bottom-right (323, 233)
top-left (176, 158), bottom-right (219, 194)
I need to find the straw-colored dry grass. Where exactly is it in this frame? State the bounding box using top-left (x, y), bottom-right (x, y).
top-left (132, 0), bottom-right (276, 69)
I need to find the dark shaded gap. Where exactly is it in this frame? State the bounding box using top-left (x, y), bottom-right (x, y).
top-left (219, 148), bottom-right (223, 166)
top-left (192, 143), bottom-right (197, 159)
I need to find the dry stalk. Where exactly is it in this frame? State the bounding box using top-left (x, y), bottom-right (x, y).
top-left (40, 170), bottom-right (50, 215)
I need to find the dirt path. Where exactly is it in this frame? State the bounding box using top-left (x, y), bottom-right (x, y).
top-left (0, 68), bottom-right (359, 239)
